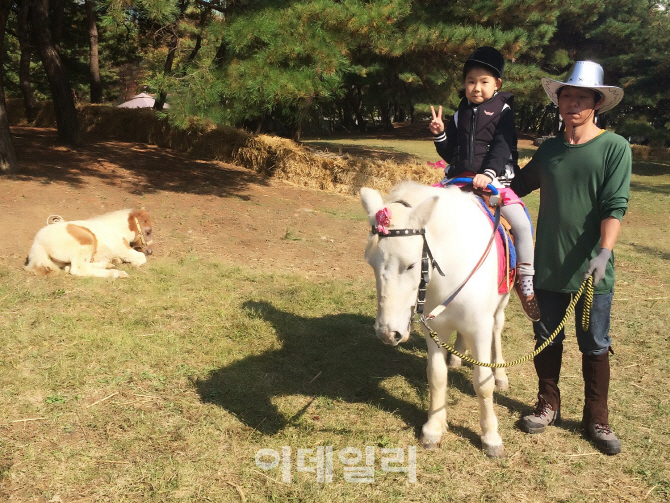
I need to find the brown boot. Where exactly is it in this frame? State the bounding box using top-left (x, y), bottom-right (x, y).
top-left (582, 351), bottom-right (621, 455)
top-left (519, 343), bottom-right (563, 433)
top-left (515, 272), bottom-right (541, 321)
top-left (520, 394), bottom-right (561, 433)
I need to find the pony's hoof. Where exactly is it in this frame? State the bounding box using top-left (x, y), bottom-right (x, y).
top-left (482, 442), bottom-right (505, 458)
top-left (495, 378), bottom-right (509, 391)
top-left (113, 270), bottom-right (129, 279)
top-left (421, 439), bottom-right (441, 450)
top-left (420, 434), bottom-right (442, 450)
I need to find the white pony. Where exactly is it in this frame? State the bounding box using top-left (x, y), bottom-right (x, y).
top-left (361, 181), bottom-right (510, 458)
top-left (24, 208), bottom-right (154, 279)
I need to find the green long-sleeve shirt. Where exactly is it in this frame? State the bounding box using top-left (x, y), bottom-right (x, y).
top-left (511, 131), bottom-right (632, 293)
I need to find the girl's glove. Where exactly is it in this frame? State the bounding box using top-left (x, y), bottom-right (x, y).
top-left (582, 248), bottom-right (611, 286)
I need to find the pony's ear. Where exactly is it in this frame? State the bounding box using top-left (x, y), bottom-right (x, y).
top-left (360, 187), bottom-right (384, 220)
top-left (408, 195), bottom-right (439, 229)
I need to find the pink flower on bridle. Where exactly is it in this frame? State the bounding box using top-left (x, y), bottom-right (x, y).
top-left (375, 208), bottom-right (392, 235)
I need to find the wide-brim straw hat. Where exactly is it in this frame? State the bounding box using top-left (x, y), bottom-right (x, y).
top-left (541, 61), bottom-right (624, 114)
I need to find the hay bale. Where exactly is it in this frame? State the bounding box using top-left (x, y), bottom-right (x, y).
top-left (11, 103), bottom-right (445, 195)
top-left (6, 99), bottom-right (55, 126)
top-left (233, 134), bottom-right (437, 194)
top-left (631, 144), bottom-right (650, 161)
top-left (629, 144), bottom-right (669, 161)
top-left (648, 146), bottom-right (669, 161)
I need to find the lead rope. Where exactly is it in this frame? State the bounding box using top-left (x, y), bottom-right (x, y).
top-left (419, 276), bottom-right (594, 368)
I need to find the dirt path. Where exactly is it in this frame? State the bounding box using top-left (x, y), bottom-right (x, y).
top-left (1, 127), bottom-right (373, 281)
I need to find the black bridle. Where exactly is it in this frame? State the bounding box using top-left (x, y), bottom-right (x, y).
top-left (371, 200), bottom-right (445, 315)
top-left (371, 193), bottom-right (500, 318)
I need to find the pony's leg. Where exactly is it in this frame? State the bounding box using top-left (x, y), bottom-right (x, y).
top-left (491, 304), bottom-right (509, 391)
top-left (421, 332), bottom-right (449, 450)
top-left (116, 248), bottom-right (147, 267)
top-left (70, 262), bottom-right (129, 278)
top-left (470, 335), bottom-right (504, 458)
top-left (447, 332), bottom-right (466, 369)
top-left (69, 252), bottom-right (129, 278)
top-left (89, 260), bottom-right (115, 270)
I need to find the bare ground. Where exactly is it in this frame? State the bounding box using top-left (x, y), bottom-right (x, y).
top-left (2, 127), bottom-right (373, 281)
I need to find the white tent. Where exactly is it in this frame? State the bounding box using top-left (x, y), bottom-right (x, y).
top-left (117, 93), bottom-right (169, 109)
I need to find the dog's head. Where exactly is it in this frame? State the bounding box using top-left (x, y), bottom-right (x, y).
top-left (128, 209), bottom-right (154, 255)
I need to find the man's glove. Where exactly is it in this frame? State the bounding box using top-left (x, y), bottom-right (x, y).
top-left (582, 248), bottom-right (611, 286)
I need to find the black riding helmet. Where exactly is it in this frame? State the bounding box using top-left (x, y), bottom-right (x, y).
top-left (463, 46), bottom-right (505, 80)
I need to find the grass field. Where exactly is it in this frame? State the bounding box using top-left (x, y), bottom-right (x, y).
top-left (1, 139), bottom-right (669, 501)
top-left (301, 135), bottom-right (539, 166)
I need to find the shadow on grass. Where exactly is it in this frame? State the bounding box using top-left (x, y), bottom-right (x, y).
top-left (196, 300), bottom-right (528, 450)
top-left (630, 180), bottom-right (670, 196)
top-left (196, 300), bottom-right (427, 436)
top-left (622, 241), bottom-right (670, 261)
top-left (632, 160), bottom-right (670, 177)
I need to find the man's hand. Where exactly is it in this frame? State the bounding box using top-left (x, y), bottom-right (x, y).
top-left (472, 173), bottom-right (493, 190)
top-left (582, 247), bottom-right (611, 286)
top-left (429, 106), bottom-right (444, 135)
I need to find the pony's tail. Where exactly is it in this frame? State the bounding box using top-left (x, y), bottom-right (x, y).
top-left (24, 242), bottom-right (60, 277)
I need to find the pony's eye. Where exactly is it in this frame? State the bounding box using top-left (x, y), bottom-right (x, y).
top-left (407, 263), bottom-right (416, 270)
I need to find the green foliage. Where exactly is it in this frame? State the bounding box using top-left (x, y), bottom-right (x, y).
top-left (617, 118), bottom-right (670, 147)
top-left (4, 0), bottom-right (670, 137)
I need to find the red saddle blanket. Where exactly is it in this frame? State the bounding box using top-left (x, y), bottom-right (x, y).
top-left (474, 198), bottom-right (516, 295)
top-left (492, 217), bottom-right (516, 294)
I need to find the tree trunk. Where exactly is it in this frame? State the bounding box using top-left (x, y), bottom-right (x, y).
top-left (354, 84), bottom-right (365, 132)
top-left (537, 106), bottom-right (551, 135)
top-left (0, 0), bottom-right (18, 173)
top-left (293, 95), bottom-right (314, 141)
top-left (213, 40), bottom-right (227, 68)
top-left (187, 8), bottom-right (209, 63)
top-left (154, 26), bottom-right (179, 111)
top-left (31, 0), bottom-right (80, 145)
top-left (378, 101), bottom-right (393, 131)
top-left (85, 0), bottom-right (102, 103)
top-left (17, 0), bottom-right (37, 122)
top-left (50, 0), bottom-right (64, 51)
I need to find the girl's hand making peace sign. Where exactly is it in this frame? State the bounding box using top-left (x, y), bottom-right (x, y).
top-left (429, 105), bottom-right (445, 135)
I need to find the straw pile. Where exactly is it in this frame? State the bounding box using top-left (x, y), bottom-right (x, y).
top-left (8, 102), bottom-right (436, 194)
top-left (234, 134), bottom-right (435, 194)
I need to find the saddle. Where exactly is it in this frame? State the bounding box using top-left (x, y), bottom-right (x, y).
top-left (443, 178), bottom-right (517, 294)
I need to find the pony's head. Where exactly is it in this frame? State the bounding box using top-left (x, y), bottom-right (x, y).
top-left (360, 185), bottom-right (439, 346)
top-left (128, 209), bottom-right (154, 255)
